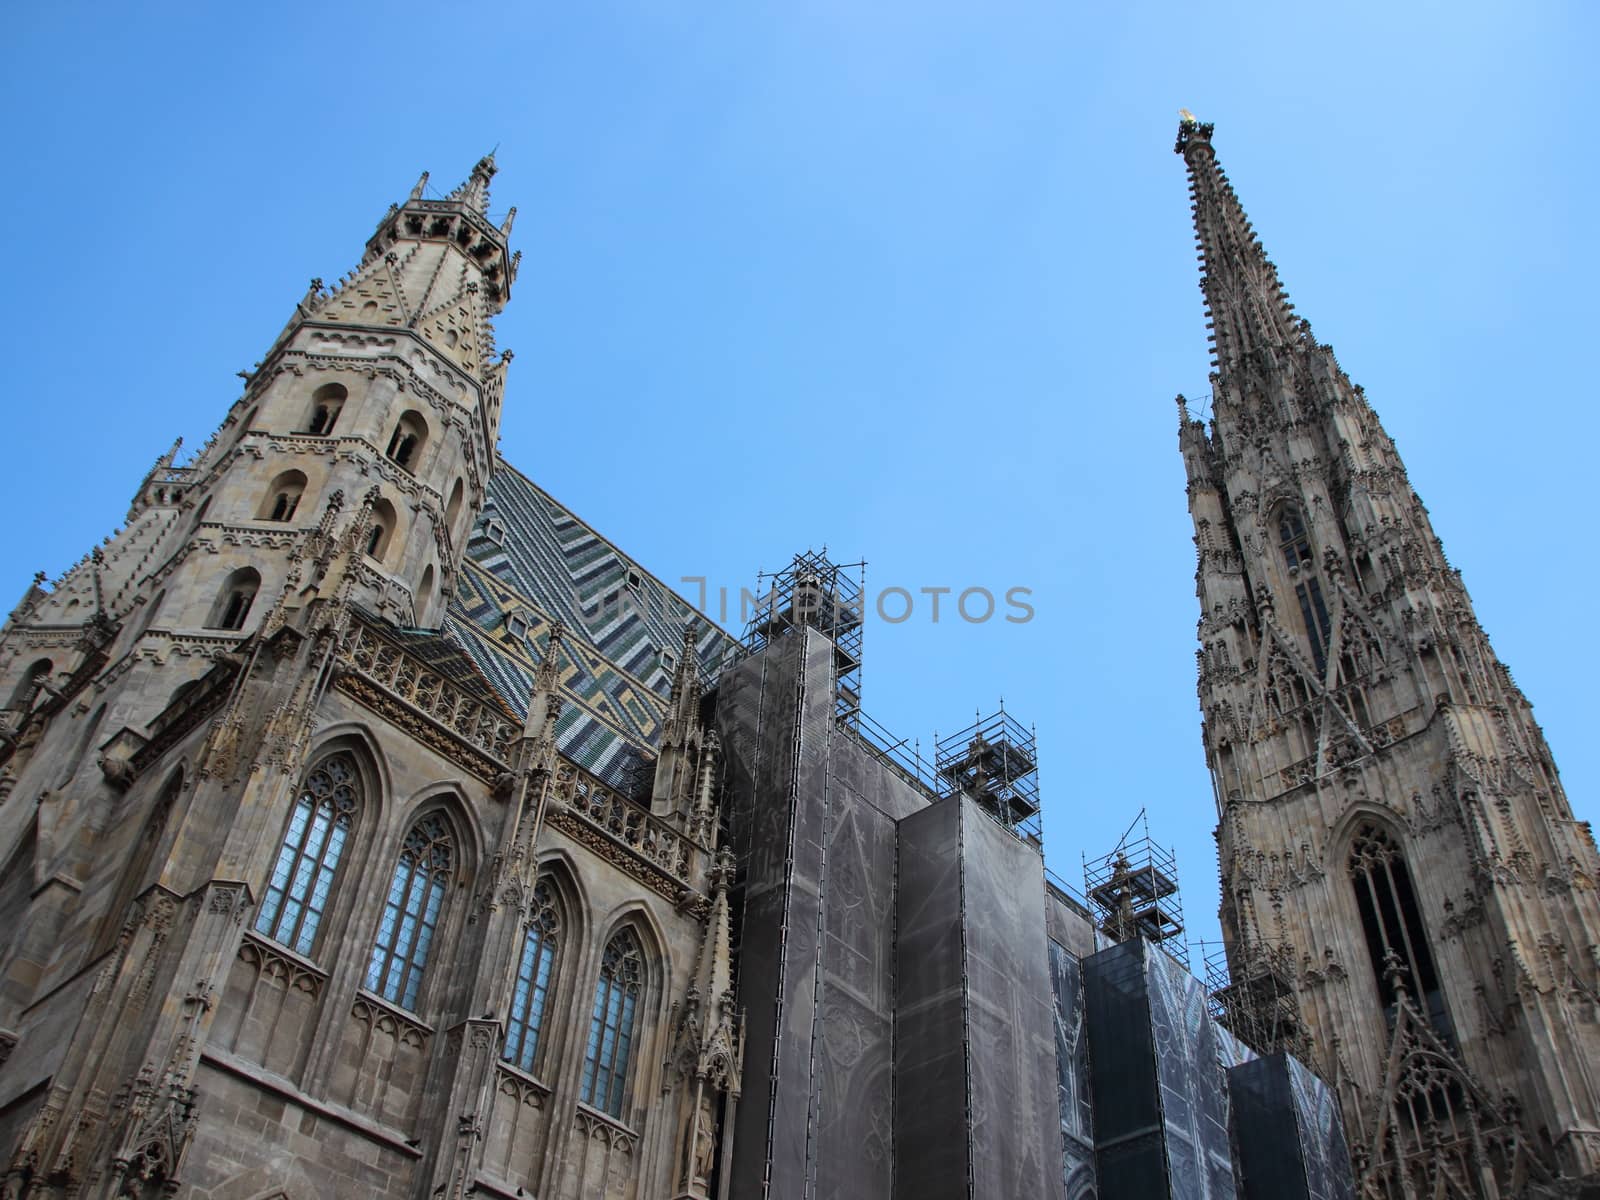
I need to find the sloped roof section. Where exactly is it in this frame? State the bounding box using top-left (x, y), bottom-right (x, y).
top-left (439, 458), bottom-right (742, 796)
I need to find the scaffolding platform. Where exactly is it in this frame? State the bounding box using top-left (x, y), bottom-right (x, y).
top-left (1200, 940), bottom-right (1308, 1058)
top-left (1084, 812), bottom-right (1187, 963)
top-left (935, 705), bottom-right (1042, 843)
top-left (741, 550), bottom-right (865, 726)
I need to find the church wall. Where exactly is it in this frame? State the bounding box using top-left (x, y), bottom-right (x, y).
top-left (180, 1056), bottom-right (423, 1198)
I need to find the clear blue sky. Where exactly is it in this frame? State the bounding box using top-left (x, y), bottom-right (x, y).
top-left (3, 2), bottom-right (1595, 955)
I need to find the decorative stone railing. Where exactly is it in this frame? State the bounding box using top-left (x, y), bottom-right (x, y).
top-left (335, 621), bottom-right (518, 781)
top-left (336, 620), bottom-right (709, 912)
top-left (546, 763), bottom-right (703, 910)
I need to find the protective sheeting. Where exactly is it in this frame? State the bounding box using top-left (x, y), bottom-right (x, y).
top-left (962, 801), bottom-right (1066, 1200)
top-left (1146, 945), bottom-right (1239, 1200)
top-left (720, 628), bottom-right (924, 1200)
top-left (1084, 939), bottom-right (1169, 1198)
top-left (717, 629), bottom-right (823, 1197)
top-left (1049, 941), bottom-right (1098, 1200)
top-left (894, 796), bottom-right (1064, 1200)
top-left (717, 628), bottom-right (1349, 1200)
top-left (1083, 939), bottom-right (1240, 1200)
top-left (817, 746), bottom-right (898, 1197)
top-left (1227, 1053), bottom-right (1355, 1200)
top-left (894, 796), bottom-right (968, 1200)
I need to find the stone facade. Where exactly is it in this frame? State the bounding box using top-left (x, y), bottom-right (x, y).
top-left (1175, 117), bottom-right (1600, 1196)
top-left (0, 123), bottom-right (1586, 1200)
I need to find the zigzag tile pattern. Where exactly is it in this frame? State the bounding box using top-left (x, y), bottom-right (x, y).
top-left (439, 459), bottom-right (741, 794)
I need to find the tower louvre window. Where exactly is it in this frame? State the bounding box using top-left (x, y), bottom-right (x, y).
top-left (1349, 825), bottom-right (1454, 1043)
top-left (385, 411), bottom-right (428, 472)
top-left (209, 567), bottom-right (261, 632)
top-left (257, 754), bottom-right (360, 956)
top-left (260, 470), bottom-right (308, 523)
top-left (366, 498), bottom-right (398, 563)
top-left (504, 880), bottom-right (560, 1074)
top-left (581, 927), bottom-right (643, 1118)
top-left (366, 812), bottom-right (455, 1011)
top-left (305, 383), bottom-right (347, 436)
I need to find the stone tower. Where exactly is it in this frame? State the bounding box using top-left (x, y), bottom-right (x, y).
top-left (1175, 117), bottom-right (1600, 1195)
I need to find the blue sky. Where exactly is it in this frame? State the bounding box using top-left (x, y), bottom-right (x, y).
top-left (3, 2), bottom-right (1595, 955)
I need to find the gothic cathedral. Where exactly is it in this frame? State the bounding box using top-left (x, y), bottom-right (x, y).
top-left (0, 121), bottom-right (1592, 1200)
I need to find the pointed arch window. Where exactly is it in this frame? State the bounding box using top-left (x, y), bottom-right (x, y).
top-left (504, 881), bottom-right (561, 1074)
top-left (581, 928), bottom-right (643, 1117)
top-left (1277, 508), bottom-right (1314, 570)
top-left (365, 498), bottom-right (398, 564)
top-left (1348, 825), bottom-right (1453, 1041)
top-left (96, 769), bottom-right (182, 956)
top-left (256, 754), bottom-right (361, 956)
top-left (1275, 505), bottom-right (1331, 674)
top-left (367, 812), bottom-right (455, 1010)
top-left (7, 658), bottom-right (52, 712)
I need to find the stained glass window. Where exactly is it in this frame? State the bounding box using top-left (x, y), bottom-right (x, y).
top-left (581, 928), bottom-right (643, 1117)
top-left (504, 881), bottom-right (561, 1073)
top-left (256, 755), bottom-right (359, 956)
top-left (366, 813), bottom-right (455, 1010)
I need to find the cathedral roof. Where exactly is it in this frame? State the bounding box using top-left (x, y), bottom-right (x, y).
top-left (440, 457), bottom-right (741, 796)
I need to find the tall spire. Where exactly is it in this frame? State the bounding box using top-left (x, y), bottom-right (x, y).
top-left (1172, 118), bottom-right (1600, 1191)
top-left (1176, 116), bottom-right (1298, 372)
top-left (448, 153), bottom-right (497, 215)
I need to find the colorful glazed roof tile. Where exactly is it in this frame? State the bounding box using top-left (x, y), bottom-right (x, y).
top-left (439, 459), bottom-right (741, 795)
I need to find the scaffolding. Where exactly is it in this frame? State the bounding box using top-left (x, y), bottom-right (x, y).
top-left (1199, 940), bottom-right (1309, 1059)
top-left (1084, 810), bottom-right (1187, 965)
top-left (741, 550), bottom-right (865, 726)
top-left (935, 705), bottom-right (1042, 844)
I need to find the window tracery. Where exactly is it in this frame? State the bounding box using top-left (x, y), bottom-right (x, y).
top-left (581, 927), bottom-right (644, 1117)
top-left (256, 754), bottom-right (361, 956)
top-left (367, 812), bottom-right (455, 1010)
top-left (504, 880), bottom-right (561, 1074)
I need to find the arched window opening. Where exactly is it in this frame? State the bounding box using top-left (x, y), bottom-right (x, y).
top-left (95, 770), bottom-right (182, 956)
top-left (256, 754), bottom-right (361, 957)
top-left (366, 812), bottom-right (455, 1011)
top-left (415, 564), bottom-right (435, 621)
top-left (1276, 506), bottom-right (1331, 674)
top-left (1296, 578), bottom-right (1332, 675)
top-left (1277, 507), bottom-right (1314, 570)
top-left (365, 499), bottom-right (398, 564)
top-left (445, 478), bottom-right (465, 530)
top-left (305, 383), bottom-right (347, 436)
top-left (7, 658), bottom-right (53, 711)
top-left (259, 470), bottom-right (308, 523)
top-left (504, 880), bottom-right (561, 1074)
top-left (1349, 825), bottom-right (1454, 1042)
top-left (385, 411), bottom-right (428, 472)
top-left (581, 927), bottom-right (644, 1118)
top-left (208, 568), bottom-right (261, 632)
